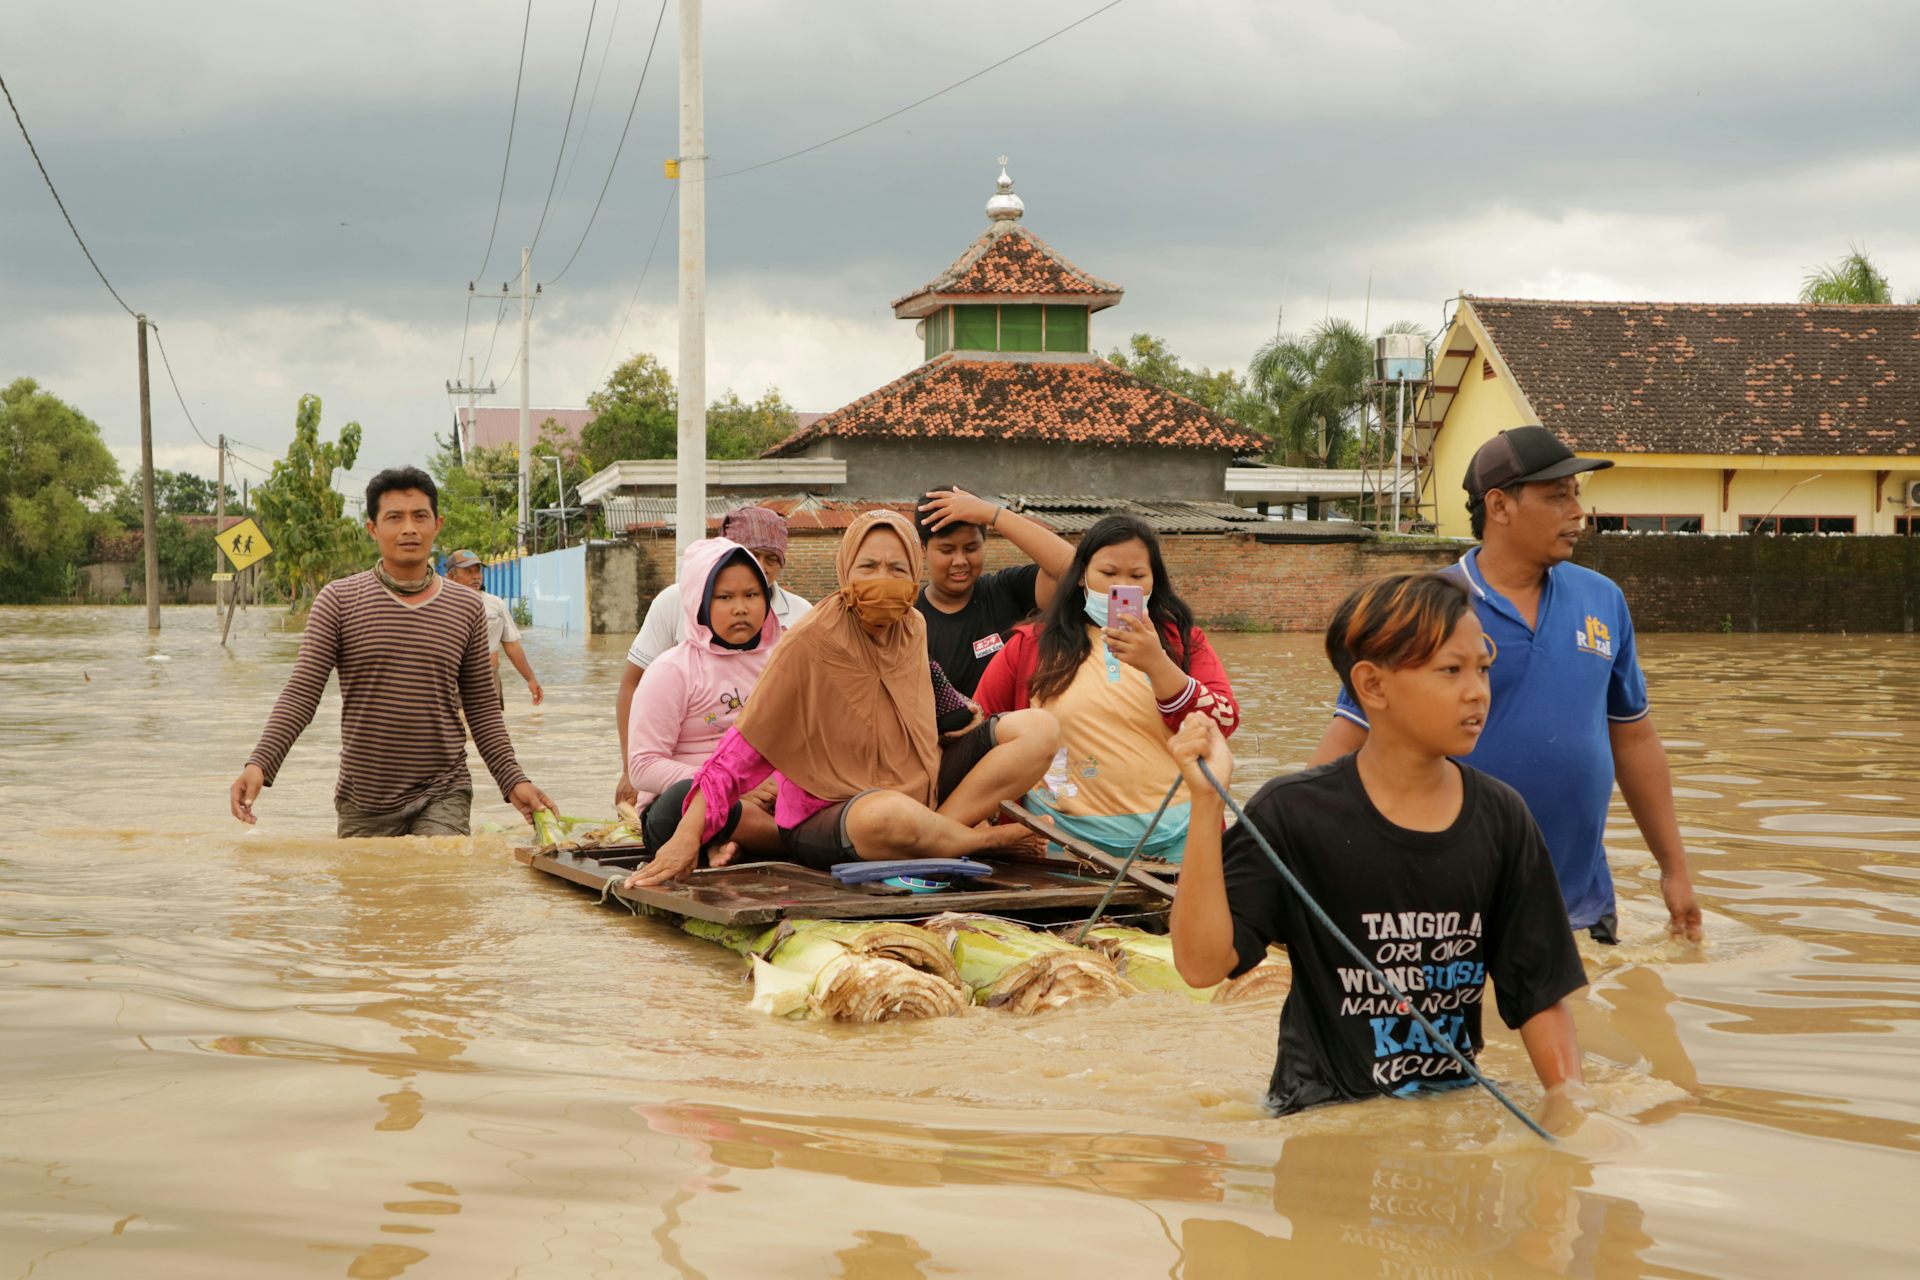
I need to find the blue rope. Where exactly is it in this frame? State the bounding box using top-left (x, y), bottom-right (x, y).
top-left (1072, 776), bottom-right (1183, 944)
top-left (1194, 759), bottom-right (1556, 1143)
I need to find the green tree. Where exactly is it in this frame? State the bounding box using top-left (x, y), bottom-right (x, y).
top-left (708, 387), bottom-right (801, 460)
top-left (0, 378), bottom-right (121, 602)
top-left (428, 432), bottom-right (518, 558)
top-left (1248, 319), bottom-right (1436, 469)
top-left (582, 353), bottom-right (677, 464)
top-left (107, 468), bottom-right (219, 525)
top-left (1800, 246), bottom-right (1893, 304)
top-left (125, 515), bottom-right (217, 597)
top-left (254, 393), bottom-right (367, 608)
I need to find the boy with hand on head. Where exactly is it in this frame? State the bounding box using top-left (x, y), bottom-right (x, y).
top-left (915, 486), bottom-right (1075, 697)
top-left (1169, 572), bottom-right (1593, 1128)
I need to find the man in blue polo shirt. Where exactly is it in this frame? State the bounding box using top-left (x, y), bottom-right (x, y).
top-left (1311, 425), bottom-right (1703, 944)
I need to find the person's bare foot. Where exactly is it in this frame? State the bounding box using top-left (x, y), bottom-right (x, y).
top-left (975, 821), bottom-right (1049, 857)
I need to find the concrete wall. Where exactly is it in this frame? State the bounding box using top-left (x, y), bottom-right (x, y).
top-left (1581, 464), bottom-right (1920, 535)
top-left (1574, 532), bottom-right (1920, 632)
top-left (795, 438), bottom-right (1231, 501)
top-left (1428, 351), bottom-right (1529, 537)
top-left (593, 530), bottom-right (1920, 637)
top-left (76, 560), bottom-right (221, 604)
top-left (520, 543), bottom-right (587, 634)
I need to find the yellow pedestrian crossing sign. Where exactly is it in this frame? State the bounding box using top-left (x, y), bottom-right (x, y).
top-left (215, 518), bottom-right (273, 572)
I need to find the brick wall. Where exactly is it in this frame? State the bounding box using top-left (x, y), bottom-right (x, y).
top-left (600, 530), bottom-right (1920, 635)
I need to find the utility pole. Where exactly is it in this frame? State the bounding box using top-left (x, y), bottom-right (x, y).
top-left (446, 351), bottom-right (496, 465)
top-left (240, 477), bottom-right (250, 610)
top-left (518, 246), bottom-right (532, 552)
top-left (215, 434), bottom-right (228, 612)
top-left (136, 314), bottom-right (160, 632)
top-left (675, 0), bottom-right (707, 554)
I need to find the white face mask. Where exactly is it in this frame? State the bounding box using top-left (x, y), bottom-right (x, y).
top-left (1083, 587), bottom-right (1110, 627)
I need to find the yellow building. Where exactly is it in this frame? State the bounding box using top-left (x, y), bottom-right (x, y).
top-left (1417, 298), bottom-right (1920, 537)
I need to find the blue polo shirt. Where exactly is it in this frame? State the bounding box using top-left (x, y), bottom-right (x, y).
top-left (1333, 548), bottom-right (1649, 928)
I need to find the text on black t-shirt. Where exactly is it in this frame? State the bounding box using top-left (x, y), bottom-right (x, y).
top-left (1222, 754), bottom-right (1587, 1114)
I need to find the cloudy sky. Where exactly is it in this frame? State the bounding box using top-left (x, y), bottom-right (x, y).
top-left (6, 0), bottom-right (1920, 489)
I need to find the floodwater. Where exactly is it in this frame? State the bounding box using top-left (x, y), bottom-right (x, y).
top-left (3, 605), bottom-right (1918, 1279)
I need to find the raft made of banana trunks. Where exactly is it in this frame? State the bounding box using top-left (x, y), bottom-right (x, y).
top-left (514, 840), bottom-right (1289, 1023)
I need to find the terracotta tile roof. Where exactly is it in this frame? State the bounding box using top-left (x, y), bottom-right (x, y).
top-left (763, 354), bottom-right (1269, 457)
top-left (892, 223), bottom-right (1122, 316)
top-left (1468, 297), bottom-right (1920, 456)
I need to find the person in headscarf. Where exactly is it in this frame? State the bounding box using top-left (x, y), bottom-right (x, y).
top-left (974, 513), bottom-right (1240, 862)
top-left (626, 537), bottom-right (786, 857)
top-left (625, 510), bottom-right (1060, 888)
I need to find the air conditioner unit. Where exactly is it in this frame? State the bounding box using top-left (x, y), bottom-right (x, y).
top-left (1907, 478), bottom-right (1920, 508)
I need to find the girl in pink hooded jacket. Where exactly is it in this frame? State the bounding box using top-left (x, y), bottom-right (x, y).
top-left (627, 538), bottom-right (785, 854)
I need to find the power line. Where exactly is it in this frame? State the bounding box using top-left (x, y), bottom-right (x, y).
top-left (146, 325), bottom-right (218, 451)
top-left (556, 0), bottom-right (627, 204)
top-left (526, 0), bottom-right (601, 264)
top-left (541, 0), bottom-right (669, 287)
top-left (707, 0), bottom-right (1129, 182)
top-left (472, 0), bottom-right (535, 286)
top-left (1, 70), bottom-right (136, 317)
top-left (601, 186), bottom-right (676, 381)
top-left (477, 291), bottom-right (513, 385)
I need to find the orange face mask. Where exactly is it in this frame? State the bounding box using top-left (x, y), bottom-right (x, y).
top-left (843, 577), bottom-right (918, 628)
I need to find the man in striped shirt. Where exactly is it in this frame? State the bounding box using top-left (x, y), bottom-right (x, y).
top-left (229, 467), bottom-right (558, 837)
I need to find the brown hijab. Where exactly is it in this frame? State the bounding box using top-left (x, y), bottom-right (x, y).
top-left (733, 510), bottom-right (941, 807)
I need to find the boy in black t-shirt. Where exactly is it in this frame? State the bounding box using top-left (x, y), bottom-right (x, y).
top-left (1169, 571), bottom-right (1592, 1119)
top-left (914, 486), bottom-right (1076, 697)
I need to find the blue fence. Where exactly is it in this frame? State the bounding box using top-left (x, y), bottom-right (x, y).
top-left (482, 545), bottom-right (584, 635)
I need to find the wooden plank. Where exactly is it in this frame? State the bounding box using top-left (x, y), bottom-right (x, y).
top-left (996, 803), bottom-right (1179, 901)
top-left (514, 847), bottom-right (1160, 925)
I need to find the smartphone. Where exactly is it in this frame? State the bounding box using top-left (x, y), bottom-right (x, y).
top-left (1107, 585), bottom-right (1146, 628)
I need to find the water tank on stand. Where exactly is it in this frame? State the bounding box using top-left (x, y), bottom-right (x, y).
top-left (1375, 333), bottom-right (1428, 382)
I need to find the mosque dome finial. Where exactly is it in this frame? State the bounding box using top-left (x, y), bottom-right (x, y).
top-left (986, 156), bottom-right (1024, 222)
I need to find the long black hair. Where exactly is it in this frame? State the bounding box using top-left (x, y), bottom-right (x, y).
top-left (1029, 514), bottom-right (1196, 704)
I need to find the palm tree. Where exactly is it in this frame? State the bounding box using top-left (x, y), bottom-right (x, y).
top-left (1800, 246), bottom-right (1893, 304)
top-left (1248, 319), bottom-right (1428, 469)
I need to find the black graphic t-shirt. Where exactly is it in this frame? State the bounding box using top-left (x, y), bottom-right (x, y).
top-left (915, 563), bottom-right (1041, 697)
top-left (1222, 754), bottom-right (1587, 1114)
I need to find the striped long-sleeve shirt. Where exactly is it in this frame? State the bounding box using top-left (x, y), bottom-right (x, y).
top-left (246, 571), bottom-right (530, 812)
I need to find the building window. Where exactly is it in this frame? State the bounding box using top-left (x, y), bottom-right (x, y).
top-left (954, 305), bottom-right (998, 350)
top-left (1741, 515), bottom-right (1857, 535)
top-left (1000, 305), bottom-right (1043, 352)
top-left (1044, 305), bottom-right (1089, 352)
top-left (1898, 516), bottom-right (1920, 536)
top-left (924, 308), bottom-right (952, 360)
top-left (1590, 513), bottom-right (1703, 533)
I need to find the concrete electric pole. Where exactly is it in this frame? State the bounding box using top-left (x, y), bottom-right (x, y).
top-left (675, 0), bottom-right (707, 554)
top-left (518, 246), bottom-right (532, 550)
top-left (215, 434), bottom-right (228, 611)
top-left (446, 351), bottom-right (496, 465)
top-left (136, 314), bottom-right (160, 632)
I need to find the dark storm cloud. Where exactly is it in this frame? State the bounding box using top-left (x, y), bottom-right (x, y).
top-left (5, 0), bottom-right (1920, 470)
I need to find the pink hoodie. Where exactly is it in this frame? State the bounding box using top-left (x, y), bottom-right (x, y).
top-left (625, 538), bottom-right (782, 804)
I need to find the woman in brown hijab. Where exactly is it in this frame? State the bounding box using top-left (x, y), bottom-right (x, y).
top-left (627, 510), bottom-right (1060, 887)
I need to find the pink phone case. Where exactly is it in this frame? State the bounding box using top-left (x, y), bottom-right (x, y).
top-left (1108, 585), bottom-right (1146, 626)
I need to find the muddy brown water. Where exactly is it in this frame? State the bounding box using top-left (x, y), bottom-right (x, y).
top-left (3, 605), bottom-right (1917, 1278)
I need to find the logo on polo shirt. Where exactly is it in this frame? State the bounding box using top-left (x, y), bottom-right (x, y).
top-left (1574, 615), bottom-right (1613, 659)
top-left (972, 632), bottom-right (1005, 660)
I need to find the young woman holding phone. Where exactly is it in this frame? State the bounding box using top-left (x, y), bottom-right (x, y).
top-left (974, 514), bottom-right (1240, 861)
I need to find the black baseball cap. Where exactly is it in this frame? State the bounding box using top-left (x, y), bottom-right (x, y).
top-left (1464, 426), bottom-right (1612, 505)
